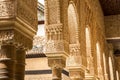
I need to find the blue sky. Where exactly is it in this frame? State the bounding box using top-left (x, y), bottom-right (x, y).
top-left (38, 0), bottom-right (44, 5)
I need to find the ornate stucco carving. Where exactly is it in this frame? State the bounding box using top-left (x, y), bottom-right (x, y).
top-left (45, 23), bottom-right (69, 54)
top-left (0, 30), bottom-right (32, 49)
top-left (45, 40), bottom-right (64, 52)
top-left (0, 0), bottom-right (37, 49)
top-left (47, 0), bottom-right (60, 24)
top-left (46, 23), bottom-right (63, 40)
top-left (48, 58), bottom-right (66, 68)
top-left (17, 0), bottom-right (37, 30)
top-left (0, 1), bottom-right (15, 18)
top-left (67, 44), bottom-right (82, 67)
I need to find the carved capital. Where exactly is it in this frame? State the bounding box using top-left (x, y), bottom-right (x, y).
top-left (0, 30), bottom-right (32, 49)
top-left (48, 58), bottom-right (66, 68)
top-left (69, 68), bottom-right (85, 80)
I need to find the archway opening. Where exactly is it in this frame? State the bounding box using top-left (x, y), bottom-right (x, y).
top-left (68, 3), bottom-right (78, 44)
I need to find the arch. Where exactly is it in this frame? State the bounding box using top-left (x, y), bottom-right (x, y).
top-left (109, 57), bottom-right (114, 80)
top-left (68, 2), bottom-right (79, 44)
top-left (66, 1), bottom-right (81, 67)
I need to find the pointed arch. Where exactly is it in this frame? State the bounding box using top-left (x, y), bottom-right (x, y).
top-left (68, 2), bottom-right (79, 44)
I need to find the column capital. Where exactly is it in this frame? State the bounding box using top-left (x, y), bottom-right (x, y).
top-left (69, 67), bottom-right (85, 80)
top-left (48, 58), bottom-right (66, 68)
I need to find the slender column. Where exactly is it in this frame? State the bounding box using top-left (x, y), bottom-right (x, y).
top-left (52, 67), bottom-right (62, 80)
top-left (48, 58), bottom-right (65, 80)
top-left (0, 43), bottom-right (16, 80)
top-left (15, 47), bottom-right (26, 80)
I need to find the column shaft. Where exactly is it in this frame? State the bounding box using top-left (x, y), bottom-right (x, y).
top-left (52, 67), bottom-right (62, 80)
top-left (15, 48), bottom-right (26, 80)
top-left (0, 44), bottom-right (16, 80)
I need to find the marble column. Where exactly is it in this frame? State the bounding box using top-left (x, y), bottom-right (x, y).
top-left (15, 47), bottom-right (26, 80)
top-left (0, 43), bottom-right (16, 80)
